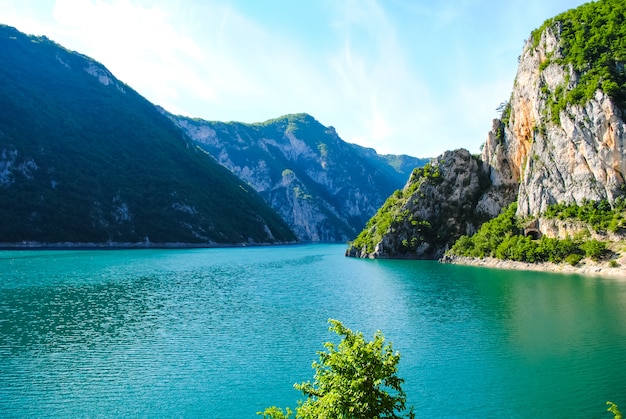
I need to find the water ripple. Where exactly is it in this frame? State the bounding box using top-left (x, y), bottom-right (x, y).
top-left (1, 246), bottom-right (626, 418)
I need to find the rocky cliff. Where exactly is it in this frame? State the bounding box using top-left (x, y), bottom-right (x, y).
top-left (483, 0), bottom-right (626, 218)
top-left (164, 112), bottom-right (427, 242)
top-left (346, 149), bottom-right (497, 259)
top-left (347, 0), bottom-right (626, 259)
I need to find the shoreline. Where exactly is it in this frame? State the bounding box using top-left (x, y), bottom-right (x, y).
top-left (443, 255), bottom-right (626, 279)
top-left (0, 240), bottom-right (300, 250)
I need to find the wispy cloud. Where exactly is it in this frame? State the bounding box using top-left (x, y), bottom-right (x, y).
top-left (324, 0), bottom-right (437, 154)
top-left (0, 0), bottom-right (590, 157)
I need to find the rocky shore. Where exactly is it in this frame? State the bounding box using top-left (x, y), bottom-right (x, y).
top-left (442, 254), bottom-right (626, 279)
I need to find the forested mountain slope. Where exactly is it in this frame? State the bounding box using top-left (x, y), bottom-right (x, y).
top-left (0, 25), bottom-right (295, 246)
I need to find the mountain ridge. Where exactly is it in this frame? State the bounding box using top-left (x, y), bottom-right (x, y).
top-left (0, 23), bottom-right (426, 246)
top-left (165, 110), bottom-right (428, 242)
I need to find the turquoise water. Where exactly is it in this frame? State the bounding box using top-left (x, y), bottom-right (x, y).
top-left (0, 244), bottom-right (625, 418)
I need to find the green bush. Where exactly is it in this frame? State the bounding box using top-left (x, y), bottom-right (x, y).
top-left (581, 239), bottom-right (608, 260)
top-left (495, 235), bottom-right (538, 262)
top-left (565, 253), bottom-right (583, 266)
top-left (448, 201), bottom-right (615, 265)
top-left (259, 320), bottom-right (414, 419)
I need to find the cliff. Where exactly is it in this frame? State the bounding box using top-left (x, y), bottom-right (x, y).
top-left (165, 112), bottom-right (427, 242)
top-left (0, 25), bottom-right (296, 245)
top-left (483, 0), bottom-right (626, 218)
top-left (346, 149), bottom-right (498, 259)
top-left (347, 0), bottom-right (626, 259)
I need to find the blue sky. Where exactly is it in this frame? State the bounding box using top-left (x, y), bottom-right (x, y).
top-left (2, 0), bottom-right (590, 157)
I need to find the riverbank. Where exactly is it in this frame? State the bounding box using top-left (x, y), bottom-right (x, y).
top-left (443, 254), bottom-right (626, 279)
top-left (0, 240), bottom-right (299, 250)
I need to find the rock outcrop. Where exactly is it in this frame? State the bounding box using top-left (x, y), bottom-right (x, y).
top-left (485, 21), bottom-right (626, 218)
top-left (346, 149), bottom-right (495, 259)
top-left (165, 112), bottom-right (427, 242)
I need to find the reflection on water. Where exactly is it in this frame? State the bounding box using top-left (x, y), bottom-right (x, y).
top-left (1, 245), bottom-right (625, 418)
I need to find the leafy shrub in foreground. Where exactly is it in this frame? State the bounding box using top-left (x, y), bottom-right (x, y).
top-left (259, 319), bottom-right (414, 419)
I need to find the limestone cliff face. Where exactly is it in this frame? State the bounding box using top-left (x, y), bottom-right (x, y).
top-left (164, 112), bottom-right (427, 242)
top-left (486, 23), bottom-right (626, 218)
top-left (346, 149), bottom-right (494, 259)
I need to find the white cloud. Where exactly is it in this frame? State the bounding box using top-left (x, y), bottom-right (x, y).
top-left (47, 0), bottom-right (214, 114)
top-left (0, 0), bottom-right (54, 37)
top-left (0, 0), bottom-right (462, 156)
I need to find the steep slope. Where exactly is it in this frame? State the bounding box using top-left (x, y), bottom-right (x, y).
top-left (0, 25), bottom-right (295, 245)
top-left (165, 112), bottom-right (428, 242)
top-left (345, 149), bottom-right (496, 259)
top-left (483, 0), bottom-right (626, 218)
top-left (347, 0), bottom-right (626, 259)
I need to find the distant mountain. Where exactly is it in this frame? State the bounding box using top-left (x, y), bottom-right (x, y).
top-left (165, 112), bottom-right (429, 241)
top-left (0, 25), bottom-right (295, 246)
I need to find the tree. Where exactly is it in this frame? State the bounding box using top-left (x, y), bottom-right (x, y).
top-left (259, 319), bottom-right (414, 418)
top-left (607, 401), bottom-right (623, 419)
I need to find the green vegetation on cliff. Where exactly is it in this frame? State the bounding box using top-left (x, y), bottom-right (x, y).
top-left (347, 150), bottom-right (494, 259)
top-left (543, 198), bottom-right (626, 233)
top-left (348, 163), bottom-right (443, 255)
top-left (532, 0), bottom-right (626, 121)
top-left (448, 202), bottom-right (615, 265)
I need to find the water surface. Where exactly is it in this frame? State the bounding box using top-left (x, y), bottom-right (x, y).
top-left (1, 244), bottom-right (625, 417)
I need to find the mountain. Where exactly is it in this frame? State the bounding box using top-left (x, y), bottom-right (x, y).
top-left (347, 0), bottom-right (626, 259)
top-left (165, 112), bottom-right (428, 242)
top-left (0, 25), bottom-right (296, 246)
top-left (345, 149), bottom-right (498, 259)
top-left (483, 0), bottom-right (626, 218)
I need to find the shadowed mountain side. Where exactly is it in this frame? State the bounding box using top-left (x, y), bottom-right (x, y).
top-left (0, 25), bottom-right (296, 246)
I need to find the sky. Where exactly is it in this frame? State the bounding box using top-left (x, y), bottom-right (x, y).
top-left (1, 0), bottom-right (591, 158)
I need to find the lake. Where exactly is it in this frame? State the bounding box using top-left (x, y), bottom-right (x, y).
top-left (0, 244), bottom-right (625, 418)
